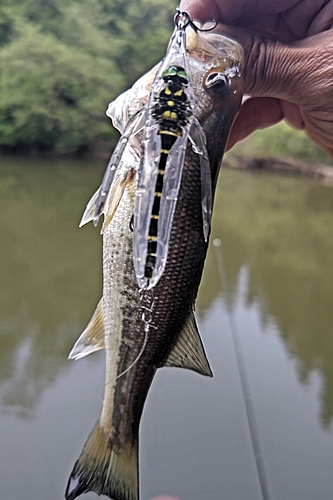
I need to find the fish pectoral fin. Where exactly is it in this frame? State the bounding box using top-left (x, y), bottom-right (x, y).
top-left (68, 299), bottom-right (105, 360)
top-left (79, 162), bottom-right (135, 231)
top-left (65, 420), bottom-right (138, 500)
top-left (101, 170), bottom-right (132, 234)
top-left (79, 189), bottom-right (100, 227)
top-left (163, 311), bottom-right (213, 377)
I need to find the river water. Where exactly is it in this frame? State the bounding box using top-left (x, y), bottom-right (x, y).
top-left (1, 157), bottom-right (333, 500)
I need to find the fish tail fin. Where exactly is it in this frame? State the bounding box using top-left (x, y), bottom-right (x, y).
top-left (65, 420), bottom-right (138, 500)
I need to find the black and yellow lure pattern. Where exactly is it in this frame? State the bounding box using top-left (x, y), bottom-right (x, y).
top-left (133, 11), bottom-right (213, 290)
top-left (90, 10), bottom-right (213, 291)
top-left (145, 66), bottom-right (192, 279)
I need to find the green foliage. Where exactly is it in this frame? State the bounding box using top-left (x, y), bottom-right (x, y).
top-left (0, 7), bottom-right (14, 47)
top-left (0, 0), bottom-right (175, 153)
top-left (0, 21), bottom-right (119, 152)
top-left (2, 0), bottom-right (330, 162)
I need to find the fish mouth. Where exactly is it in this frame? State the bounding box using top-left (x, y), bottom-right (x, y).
top-left (204, 72), bottom-right (230, 96)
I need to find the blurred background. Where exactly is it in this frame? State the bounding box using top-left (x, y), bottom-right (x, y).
top-left (0, 0), bottom-right (174, 155)
top-left (1, 1), bottom-right (333, 500)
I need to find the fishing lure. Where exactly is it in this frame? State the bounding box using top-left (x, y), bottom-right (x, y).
top-left (93, 10), bottom-right (216, 290)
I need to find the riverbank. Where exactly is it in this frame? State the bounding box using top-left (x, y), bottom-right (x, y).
top-left (2, 118), bottom-right (333, 182)
top-left (223, 155), bottom-right (333, 183)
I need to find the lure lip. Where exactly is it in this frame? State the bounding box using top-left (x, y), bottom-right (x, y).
top-left (205, 72), bottom-right (228, 89)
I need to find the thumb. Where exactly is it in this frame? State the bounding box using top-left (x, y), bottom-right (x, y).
top-left (213, 24), bottom-right (292, 98)
top-left (217, 23), bottom-right (307, 148)
top-left (214, 25), bottom-right (333, 154)
top-left (214, 24), bottom-right (333, 106)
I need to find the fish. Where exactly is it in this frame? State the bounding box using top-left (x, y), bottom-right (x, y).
top-left (65, 26), bottom-right (243, 500)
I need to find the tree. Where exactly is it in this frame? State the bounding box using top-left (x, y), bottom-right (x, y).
top-left (0, 0), bottom-right (175, 153)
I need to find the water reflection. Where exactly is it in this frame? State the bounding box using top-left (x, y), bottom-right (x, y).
top-left (1, 159), bottom-right (333, 432)
top-left (0, 158), bottom-right (103, 416)
top-left (199, 168), bottom-right (333, 427)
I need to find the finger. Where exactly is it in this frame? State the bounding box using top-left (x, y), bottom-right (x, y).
top-left (226, 97), bottom-right (282, 150)
top-left (308, 0), bottom-right (333, 35)
top-left (226, 97), bottom-right (305, 150)
top-left (178, 0), bottom-right (220, 23)
top-left (301, 113), bottom-right (333, 158)
top-left (179, 0), bottom-right (272, 25)
top-left (211, 24), bottom-right (286, 96)
top-left (213, 24), bottom-right (333, 108)
top-left (226, 97), bottom-right (333, 159)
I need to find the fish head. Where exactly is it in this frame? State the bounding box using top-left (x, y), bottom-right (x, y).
top-left (107, 28), bottom-right (244, 171)
top-left (185, 27), bottom-right (244, 184)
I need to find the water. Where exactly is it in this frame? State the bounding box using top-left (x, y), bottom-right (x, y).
top-left (1, 157), bottom-right (333, 500)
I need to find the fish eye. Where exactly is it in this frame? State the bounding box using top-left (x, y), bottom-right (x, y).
top-left (205, 73), bottom-right (229, 96)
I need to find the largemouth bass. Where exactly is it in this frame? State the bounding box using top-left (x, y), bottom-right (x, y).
top-left (65, 27), bottom-right (243, 500)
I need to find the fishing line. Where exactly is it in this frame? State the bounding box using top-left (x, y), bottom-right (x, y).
top-left (98, 288), bottom-right (155, 402)
top-left (113, 289), bottom-right (156, 381)
top-left (98, 323), bottom-right (149, 403)
top-left (114, 322), bottom-right (150, 381)
top-left (213, 238), bottom-right (273, 500)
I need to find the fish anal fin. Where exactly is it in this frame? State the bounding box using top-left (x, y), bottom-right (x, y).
top-left (163, 312), bottom-right (213, 377)
top-left (65, 420), bottom-right (138, 500)
top-left (68, 299), bottom-right (105, 360)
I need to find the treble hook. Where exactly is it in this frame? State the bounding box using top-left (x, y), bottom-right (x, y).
top-left (174, 9), bottom-right (218, 32)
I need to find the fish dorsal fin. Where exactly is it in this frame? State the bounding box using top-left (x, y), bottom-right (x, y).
top-left (68, 299), bottom-right (105, 360)
top-left (163, 312), bottom-right (213, 377)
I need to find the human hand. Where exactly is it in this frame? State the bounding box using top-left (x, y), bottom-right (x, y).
top-left (179, 0), bottom-right (333, 158)
top-left (179, 0), bottom-right (333, 41)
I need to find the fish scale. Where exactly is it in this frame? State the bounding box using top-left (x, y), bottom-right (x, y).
top-left (97, 144), bottom-right (205, 472)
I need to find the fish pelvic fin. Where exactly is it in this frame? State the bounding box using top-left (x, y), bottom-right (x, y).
top-left (164, 311), bottom-right (213, 377)
top-left (65, 420), bottom-right (138, 500)
top-left (68, 299), bottom-right (105, 360)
